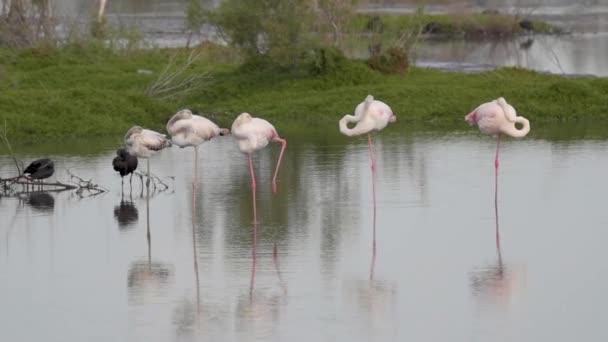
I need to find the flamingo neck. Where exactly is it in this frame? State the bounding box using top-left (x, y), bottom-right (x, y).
top-left (339, 115), bottom-right (373, 137)
top-left (501, 116), bottom-right (530, 138)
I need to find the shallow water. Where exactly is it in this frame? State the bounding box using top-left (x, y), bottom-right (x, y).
top-left (1, 129), bottom-right (607, 341)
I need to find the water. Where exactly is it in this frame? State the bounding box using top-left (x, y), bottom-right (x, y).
top-left (1, 128), bottom-right (608, 341)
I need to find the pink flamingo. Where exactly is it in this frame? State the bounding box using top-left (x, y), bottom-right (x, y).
top-left (166, 109), bottom-right (230, 186)
top-left (339, 95), bottom-right (396, 216)
top-left (231, 112), bottom-right (287, 196)
top-left (465, 97), bottom-right (531, 240)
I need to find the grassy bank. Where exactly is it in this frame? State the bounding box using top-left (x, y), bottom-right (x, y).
top-left (352, 13), bottom-right (561, 37)
top-left (0, 44), bottom-right (606, 141)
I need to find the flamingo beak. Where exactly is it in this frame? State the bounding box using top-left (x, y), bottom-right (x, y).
top-left (389, 115), bottom-right (397, 123)
top-left (219, 128), bottom-right (230, 136)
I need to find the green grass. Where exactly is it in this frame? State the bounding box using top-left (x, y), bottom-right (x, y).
top-left (0, 44), bottom-right (606, 142)
top-left (351, 13), bottom-right (561, 37)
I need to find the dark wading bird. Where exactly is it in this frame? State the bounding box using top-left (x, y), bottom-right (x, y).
top-left (112, 148), bottom-right (138, 191)
top-left (23, 158), bottom-right (55, 190)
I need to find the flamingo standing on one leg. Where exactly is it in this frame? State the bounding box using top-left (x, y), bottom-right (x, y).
top-left (339, 95), bottom-right (397, 214)
top-left (465, 97), bottom-right (531, 239)
top-left (166, 109), bottom-right (230, 187)
top-left (231, 113), bottom-right (287, 222)
top-left (125, 126), bottom-right (171, 258)
top-left (124, 126), bottom-right (172, 186)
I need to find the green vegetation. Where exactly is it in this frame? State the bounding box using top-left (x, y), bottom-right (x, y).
top-left (1, 43), bottom-right (606, 142)
top-left (352, 13), bottom-right (562, 37)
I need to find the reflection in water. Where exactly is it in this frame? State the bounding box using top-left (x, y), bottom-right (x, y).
top-left (127, 260), bottom-right (174, 304)
top-left (26, 192), bottom-right (55, 212)
top-left (191, 159), bottom-right (201, 310)
top-left (113, 196), bottom-right (139, 230)
top-left (470, 192), bottom-right (513, 306)
top-left (128, 175), bottom-right (173, 304)
top-left (469, 241), bottom-right (513, 305)
top-left (360, 185), bottom-right (398, 337)
top-left (5, 133), bottom-right (608, 341)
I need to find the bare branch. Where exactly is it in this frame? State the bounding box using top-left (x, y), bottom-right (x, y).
top-left (0, 119), bottom-right (21, 175)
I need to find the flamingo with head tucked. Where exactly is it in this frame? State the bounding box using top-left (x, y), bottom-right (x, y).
top-left (465, 97), bottom-right (531, 221)
top-left (166, 109), bottom-right (229, 186)
top-left (339, 95), bottom-right (396, 174)
top-left (339, 95), bottom-right (396, 209)
top-left (231, 113), bottom-right (287, 222)
top-left (124, 126), bottom-right (171, 190)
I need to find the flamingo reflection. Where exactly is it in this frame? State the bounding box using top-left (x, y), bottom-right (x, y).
top-left (127, 180), bottom-right (173, 304)
top-left (469, 200), bottom-right (525, 305)
top-left (191, 164), bottom-right (201, 310)
top-left (247, 196), bottom-right (287, 300)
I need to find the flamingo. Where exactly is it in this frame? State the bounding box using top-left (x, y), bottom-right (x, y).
top-left (339, 95), bottom-right (396, 210)
top-left (166, 109), bottom-right (230, 186)
top-left (124, 126), bottom-right (171, 190)
top-left (112, 148), bottom-right (138, 192)
top-left (231, 113), bottom-right (286, 223)
top-left (465, 97), bottom-right (531, 223)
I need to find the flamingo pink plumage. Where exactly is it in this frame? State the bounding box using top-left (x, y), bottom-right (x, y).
top-left (166, 109), bottom-right (229, 186)
top-left (339, 95), bottom-right (396, 216)
top-left (231, 113), bottom-right (287, 222)
top-left (465, 97), bottom-right (531, 239)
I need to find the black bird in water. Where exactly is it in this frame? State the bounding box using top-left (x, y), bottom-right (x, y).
top-left (23, 158), bottom-right (54, 189)
top-left (112, 148), bottom-right (138, 191)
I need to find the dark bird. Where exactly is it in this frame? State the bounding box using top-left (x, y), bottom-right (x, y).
top-left (23, 158), bottom-right (54, 189)
top-left (112, 148), bottom-right (138, 191)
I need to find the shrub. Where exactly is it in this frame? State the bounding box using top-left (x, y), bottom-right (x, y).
top-left (367, 47), bottom-right (409, 74)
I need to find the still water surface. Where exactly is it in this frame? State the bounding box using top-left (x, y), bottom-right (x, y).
top-left (1, 130), bottom-right (607, 341)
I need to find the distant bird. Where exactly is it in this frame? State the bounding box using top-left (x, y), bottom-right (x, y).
top-left (124, 126), bottom-right (171, 190)
top-left (232, 113), bottom-right (287, 195)
top-left (465, 97), bottom-right (530, 206)
top-left (166, 109), bottom-right (229, 186)
top-left (23, 158), bottom-right (54, 189)
top-left (112, 148), bottom-right (138, 191)
top-left (339, 95), bottom-right (396, 196)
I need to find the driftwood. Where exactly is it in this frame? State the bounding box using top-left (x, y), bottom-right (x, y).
top-left (1, 175), bottom-right (77, 189)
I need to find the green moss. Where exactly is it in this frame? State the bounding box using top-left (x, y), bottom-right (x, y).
top-left (0, 45), bottom-right (606, 141)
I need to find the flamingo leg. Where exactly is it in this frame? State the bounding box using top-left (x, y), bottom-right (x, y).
top-left (249, 207), bottom-right (258, 300)
top-left (271, 136), bottom-right (287, 194)
top-left (193, 146), bottom-right (199, 189)
top-left (495, 134), bottom-right (501, 254)
top-left (368, 133), bottom-right (377, 209)
top-left (249, 154), bottom-right (257, 224)
top-left (146, 159), bottom-right (151, 189)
